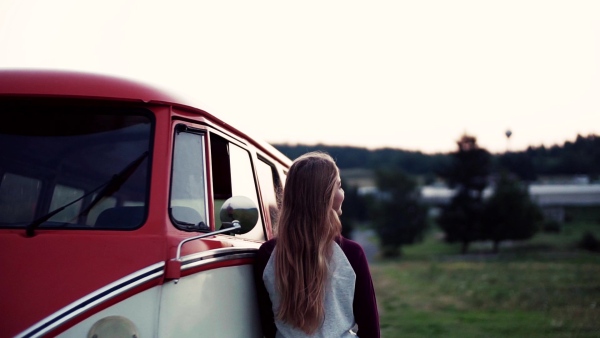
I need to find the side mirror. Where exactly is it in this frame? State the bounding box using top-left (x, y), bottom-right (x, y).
top-left (165, 196), bottom-right (259, 283)
top-left (165, 196), bottom-right (258, 284)
top-left (219, 196), bottom-right (259, 234)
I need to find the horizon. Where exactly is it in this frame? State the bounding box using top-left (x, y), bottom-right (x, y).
top-left (270, 131), bottom-right (598, 155)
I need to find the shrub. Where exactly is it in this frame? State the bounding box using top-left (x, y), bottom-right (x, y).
top-left (578, 231), bottom-right (600, 252)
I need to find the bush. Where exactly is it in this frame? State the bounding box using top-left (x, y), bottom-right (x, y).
top-left (578, 231), bottom-right (600, 252)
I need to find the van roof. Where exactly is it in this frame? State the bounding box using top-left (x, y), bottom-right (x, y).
top-left (0, 69), bottom-right (182, 104)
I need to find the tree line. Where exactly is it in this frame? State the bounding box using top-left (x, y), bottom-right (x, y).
top-left (274, 133), bottom-right (600, 181)
top-left (273, 133), bottom-right (599, 257)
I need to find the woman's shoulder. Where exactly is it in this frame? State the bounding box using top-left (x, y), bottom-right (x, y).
top-left (255, 238), bottom-right (277, 271)
top-left (257, 237), bottom-right (277, 256)
top-left (335, 236), bottom-right (366, 261)
top-left (336, 236), bottom-right (364, 251)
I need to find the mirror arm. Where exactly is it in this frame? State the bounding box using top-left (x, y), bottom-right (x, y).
top-left (175, 221), bottom-right (240, 259)
top-left (166, 221), bottom-right (241, 283)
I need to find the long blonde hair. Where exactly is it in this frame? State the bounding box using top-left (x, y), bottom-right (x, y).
top-left (274, 151), bottom-right (342, 334)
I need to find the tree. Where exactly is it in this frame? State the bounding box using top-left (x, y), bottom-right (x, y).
top-left (496, 151), bottom-right (537, 182)
top-left (339, 182), bottom-right (368, 239)
top-left (437, 189), bottom-right (485, 253)
top-left (369, 168), bottom-right (428, 257)
top-left (437, 134), bottom-right (491, 254)
top-left (482, 172), bottom-right (543, 253)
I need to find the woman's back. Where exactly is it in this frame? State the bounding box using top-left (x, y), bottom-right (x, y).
top-left (255, 236), bottom-right (379, 338)
top-left (263, 241), bottom-right (356, 337)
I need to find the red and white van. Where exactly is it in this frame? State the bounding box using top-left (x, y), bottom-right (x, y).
top-left (0, 70), bottom-right (291, 337)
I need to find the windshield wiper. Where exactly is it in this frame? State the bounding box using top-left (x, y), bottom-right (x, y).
top-left (79, 151), bottom-right (149, 217)
top-left (176, 220), bottom-right (209, 231)
top-left (25, 151), bottom-right (149, 237)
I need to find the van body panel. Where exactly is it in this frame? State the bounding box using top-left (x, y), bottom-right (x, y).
top-left (1, 232), bottom-right (165, 337)
top-left (0, 70), bottom-right (291, 337)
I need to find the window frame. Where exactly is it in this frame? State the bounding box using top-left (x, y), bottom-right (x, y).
top-left (255, 155), bottom-right (283, 235)
top-left (208, 130), bottom-right (266, 240)
top-left (168, 123), bottom-right (210, 232)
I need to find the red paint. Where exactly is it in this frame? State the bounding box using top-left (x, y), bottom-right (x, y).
top-left (0, 231), bottom-right (165, 337)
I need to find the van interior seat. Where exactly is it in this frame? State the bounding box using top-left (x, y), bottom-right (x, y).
top-left (170, 206), bottom-right (204, 226)
top-left (95, 206), bottom-right (146, 229)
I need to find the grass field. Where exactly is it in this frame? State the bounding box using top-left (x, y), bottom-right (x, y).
top-left (370, 221), bottom-right (600, 338)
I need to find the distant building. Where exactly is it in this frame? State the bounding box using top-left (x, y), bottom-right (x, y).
top-left (420, 183), bottom-right (600, 223)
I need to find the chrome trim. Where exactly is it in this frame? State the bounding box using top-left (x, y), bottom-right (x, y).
top-left (180, 247), bottom-right (257, 263)
top-left (180, 248), bottom-right (257, 271)
top-left (16, 262), bottom-right (165, 338)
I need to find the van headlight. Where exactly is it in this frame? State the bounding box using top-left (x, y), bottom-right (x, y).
top-left (87, 316), bottom-right (139, 338)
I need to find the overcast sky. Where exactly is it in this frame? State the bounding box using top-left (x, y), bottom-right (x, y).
top-left (1, 0), bottom-right (598, 154)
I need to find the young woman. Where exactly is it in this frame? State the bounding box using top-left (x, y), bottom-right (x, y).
top-left (253, 152), bottom-right (380, 338)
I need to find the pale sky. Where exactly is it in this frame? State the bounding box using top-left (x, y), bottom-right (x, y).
top-left (1, 0), bottom-right (599, 154)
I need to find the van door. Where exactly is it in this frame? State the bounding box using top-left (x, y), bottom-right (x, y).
top-left (157, 126), bottom-right (262, 337)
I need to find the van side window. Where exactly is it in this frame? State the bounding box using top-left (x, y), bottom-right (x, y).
top-left (211, 134), bottom-right (264, 240)
top-left (255, 158), bottom-right (282, 234)
top-left (170, 127), bottom-right (209, 231)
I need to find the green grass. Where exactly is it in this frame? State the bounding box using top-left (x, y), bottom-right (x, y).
top-left (370, 222), bottom-right (600, 338)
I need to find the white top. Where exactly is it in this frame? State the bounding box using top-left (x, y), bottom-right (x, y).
top-left (262, 242), bottom-right (358, 337)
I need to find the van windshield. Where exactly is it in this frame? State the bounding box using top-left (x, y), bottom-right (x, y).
top-left (0, 100), bottom-right (153, 231)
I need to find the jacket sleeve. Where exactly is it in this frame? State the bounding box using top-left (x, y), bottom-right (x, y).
top-left (253, 240), bottom-right (277, 338)
top-left (340, 238), bottom-right (380, 338)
